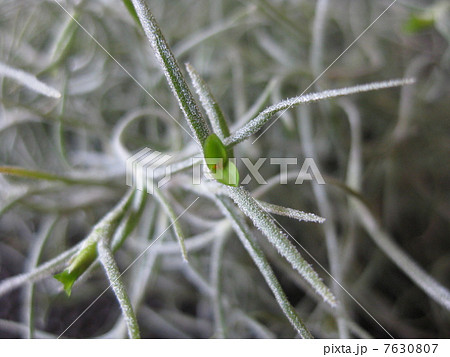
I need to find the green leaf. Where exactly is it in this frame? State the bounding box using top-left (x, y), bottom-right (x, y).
top-left (403, 13), bottom-right (434, 33)
top-left (213, 159), bottom-right (239, 187)
top-left (203, 134), bottom-right (240, 186)
top-left (53, 191), bottom-right (135, 296)
top-left (0, 166), bottom-right (109, 186)
top-left (54, 240), bottom-right (97, 296)
top-left (53, 270), bottom-right (78, 297)
top-left (203, 133), bottom-right (228, 172)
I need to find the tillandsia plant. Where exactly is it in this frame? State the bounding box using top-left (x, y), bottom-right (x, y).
top-left (1, 0), bottom-right (450, 339)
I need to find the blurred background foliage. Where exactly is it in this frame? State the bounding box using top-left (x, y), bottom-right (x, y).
top-left (0, 0), bottom-right (449, 338)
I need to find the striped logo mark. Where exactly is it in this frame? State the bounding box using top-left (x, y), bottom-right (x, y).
top-left (126, 148), bottom-right (172, 194)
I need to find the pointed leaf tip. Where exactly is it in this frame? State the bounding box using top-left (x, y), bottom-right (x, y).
top-left (203, 134), bottom-right (240, 186)
top-left (203, 133), bottom-right (228, 171)
top-left (54, 270), bottom-right (77, 296)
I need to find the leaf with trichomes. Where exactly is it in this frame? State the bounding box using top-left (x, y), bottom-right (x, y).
top-left (97, 237), bottom-right (140, 338)
top-left (153, 187), bottom-right (188, 261)
top-left (54, 239), bottom-right (97, 296)
top-left (257, 200), bottom-right (325, 224)
top-left (224, 78), bottom-right (415, 147)
top-left (53, 190), bottom-right (135, 295)
top-left (226, 186), bottom-right (337, 306)
top-left (0, 244), bottom-right (80, 298)
top-left (216, 195), bottom-right (313, 338)
top-left (186, 63), bottom-right (231, 141)
top-left (131, 0), bottom-right (210, 146)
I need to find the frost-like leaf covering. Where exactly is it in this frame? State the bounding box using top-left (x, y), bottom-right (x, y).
top-left (98, 238), bottom-right (140, 339)
top-left (154, 187), bottom-right (188, 261)
top-left (131, 0), bottom-right (210, 146)
top-left (216, 195), bottom-right (313, 338)
top-left (0, 244), bottom-right (79, 298)
top-left (258, 201), bottom-right (325, 224)
top-left (225, 78), bottom-right (415, 146)
top-left (186, 63), bottom-right (230, 140)
top-left (52, 190), bottom-right (135, 295)
top-left (226, 186), bottom-right (337, 307)
top-left (0, 62), bottom-right (61, 98)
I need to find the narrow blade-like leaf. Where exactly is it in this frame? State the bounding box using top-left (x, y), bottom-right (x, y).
top-left (216, 195), bottom-right (313, 338)
top-left (0, 62), bottom-right (61, 98)
top-left (153, 187), bottom-right (188, 261)
top-left (122, 0), bottom-right (140, 26)
top-left (225, 78), bottom-right (415, 147)
top-left (257, 200), bottom-right (325, 224)
top-left (97, 238), bottom-right (140, 338)
top-left (226, 186), bottom-right (337, 307)
top-left (131, 0), bottom-right (210, 146)
top-left (53, 190), bottom-right (135, 295)
top-left (186, 63), bottom-right (231, 140)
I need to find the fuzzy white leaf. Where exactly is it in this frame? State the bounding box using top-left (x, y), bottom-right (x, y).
top-left (226, 186), bottom-right (337, 307)
top-left (0, 62), bottom-right (61, 98)
top-left (0, 244), bottom-right (79, 298)
top-left (225, 78), bottom-right (415, 146)
top-left (352, 199), bottom-right (450, 311)
top-left (131, 0), bottom-right (210, 146)
top-left (186, 63), bottom-right (230, 140)
top-left (216, 195), bottom-right (313, 338)
top-left (153, 187), bottom-right (188, 261)
top-left (98, 238), bottom-right (140, 339)
top-left (257, 200), bottom-right (325, 224)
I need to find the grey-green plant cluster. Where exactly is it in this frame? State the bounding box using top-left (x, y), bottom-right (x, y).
top-left (0, 0), bottom-right (449, 338)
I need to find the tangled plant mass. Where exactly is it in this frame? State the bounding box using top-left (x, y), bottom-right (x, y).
top-left (0, 0), bottom-right (449, 338)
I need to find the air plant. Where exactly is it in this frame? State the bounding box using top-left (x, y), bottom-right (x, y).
top-left (0, 0), bottom-right (449, 339)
